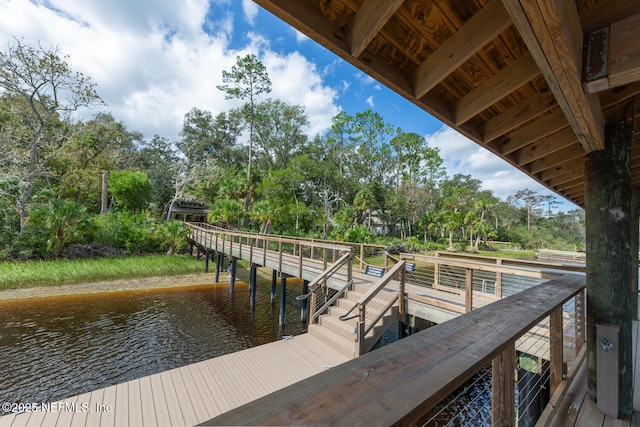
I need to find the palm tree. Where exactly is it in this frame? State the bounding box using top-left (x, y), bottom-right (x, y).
top-left (208, 199), bottom-right (243, 229)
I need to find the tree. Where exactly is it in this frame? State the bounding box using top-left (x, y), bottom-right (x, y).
top-left (29, 198), bottom-right (92, 257)
top-left (0, 39), bottom-right (102, 231)
top-left (217, 54), bottom-right (272, 223)
top-left (514, 188), bottom-right (544, 230)
top-left (108, 170), bottom-right (152, 214)
top-left (252, 99), bottom-right (309, 170)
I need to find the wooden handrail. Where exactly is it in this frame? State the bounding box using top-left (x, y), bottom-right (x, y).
top-left (358, 260), bottom-right (406, 307)
top-left (297, 251), bottom-right (354, 301)
top-left (204, 274), bottom-right (585, 426)
top-left (189, 222), bottom-right (383, 253)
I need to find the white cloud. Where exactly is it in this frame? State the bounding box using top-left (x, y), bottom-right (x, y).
top-left (366, 95), bottom-right (375, 108)
top-left (0, 0), bottom-right (340, 143)
top-left (427, 125), bottom-right (578, 210)
top-left (242, 0), bottom-right (259, 25)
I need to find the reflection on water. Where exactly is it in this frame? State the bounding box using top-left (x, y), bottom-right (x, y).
top-left (0, 276), bottom-right (307, 414)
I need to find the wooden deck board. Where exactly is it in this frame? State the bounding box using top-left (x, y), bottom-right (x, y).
top-left (158, 371), bottom-right (185, 427)
top-left (148, 372), bottom-right (171, 427)
top-left (138, 376), bottom-right (157, 427)
top-left (99, 385), bottom-right (117, 427)
top-left (85, 387), bottom-right (105, 427)
top-left (167, 368), bottom-right (198, 426)
top-left (114, 382), bottom-right (128, 427)
top-left (127, 380), bottom-right (143, 427)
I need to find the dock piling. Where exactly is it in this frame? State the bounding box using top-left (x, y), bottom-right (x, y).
top-left (279, 273), bottom-right (288, 326)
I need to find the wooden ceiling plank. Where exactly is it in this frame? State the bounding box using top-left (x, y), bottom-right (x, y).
top-left (528, 144), bottom-right (585, 175)
top-left (515, 127), bottom-right (578, 166)
top-left (413, 0), bottom-right (512, 99)
top-left (346, 0), bottom-right (405, 58)
top-left (502, 0), bottom-right (605, 152)
top-left (501, 108), bottom-right (569, 155)
top-left (481, 90), bottom-right (556, 143)
top-left (538, 159), bottom-right (584, 183)
top-left (580, 0), bottom-right (640, 34)
top-left (453, 52), bottom-right (540, 125)
top-left (554, 177), bottom-right (583, 192)
top-left (547, 173), bottom-right (582, 189)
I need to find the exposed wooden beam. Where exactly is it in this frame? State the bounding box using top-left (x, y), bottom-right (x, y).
top-left (502, 0), bottom-right (605, 152)
top-left (413, 0), bottom-right (512, 99)
top-left (501, 109), bottom-right (569, 155)
top-left (584, 14), bottom-right (640, 94)
top-left (481, 90), bottom-right (556, 143)
top-left (346, 0), bottom-right (404, 58)
top-left (515, 127), bottom-right (578, 166)
top-left (453, 52), bottom-right (540, 125)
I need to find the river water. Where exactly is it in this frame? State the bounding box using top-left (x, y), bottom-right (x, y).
top-left (0, 278), bottom-right (307, 415)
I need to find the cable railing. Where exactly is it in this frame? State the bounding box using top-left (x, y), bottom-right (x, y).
top-left (206, 274), bottom-right (586, 426)
top-left (187, 222), bottom-right (386, 271)
top-left (295, 251), bottom-right (354, 323)
top-left (185, 222), bottom-right (355, 284)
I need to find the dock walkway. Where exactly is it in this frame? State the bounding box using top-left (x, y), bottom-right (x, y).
top-left (0, 334), bottom-right (349, 427)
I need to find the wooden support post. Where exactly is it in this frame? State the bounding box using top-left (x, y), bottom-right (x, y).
top-left (399, 265), bottom-right (406, 316)
top-left (196, 244), bottom-right (201, 259)
top-left (278, 241), bottom-right (283, 274)
top-left (357, 321), bottom-right (365, 356)
top-left (465, 268), bottom-right (473, 313)
top-left (301, 280), bottom-right (309, 322)
top-left (495, 259), bottom-right (503, 298)
top-left (322, 248), bottom-right (328, 271)
top-left (360, 245), bottom-right (365, 271)
top-left (279, 273), bottom-right (288, 326)
top-left (492, 342), bottom-right (515, 426)
top-left (263, 237), bottom-right (267, 265)
top-left (434, 261), bottom-right (440, 288)
top-left (229, 257), bottom-right (237, 293)
top-left (215, 253), bottom-right (221, 283)
top-left (298, 245), bottom-right (303, 278)
top-left (549, 307), bottom-right (564, 395)
top-left (271, 269), bottom-right (277, 304)
top-left (205, 248), bottom-right (210, 273)
top-left (585, 123), bottom-right (637, 414)
top-left (249, 263), bottom-right (257, 308)
top-left (309, 290), bottom-right (317, 321)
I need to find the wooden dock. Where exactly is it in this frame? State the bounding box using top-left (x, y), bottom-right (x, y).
top-left (0, 334), bottom-right (349, 427)
top-left (0, 227), bottom-right (589, 426)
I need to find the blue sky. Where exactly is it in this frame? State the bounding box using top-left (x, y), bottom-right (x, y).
top-left (0, 0), bottom-right (577, 211)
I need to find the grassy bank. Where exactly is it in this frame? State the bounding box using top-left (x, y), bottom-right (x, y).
top-left (0, 255), bottom-right (204, 290)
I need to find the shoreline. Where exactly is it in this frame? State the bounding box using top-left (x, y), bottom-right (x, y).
top-left (0, 272), bottom-right (232, 301)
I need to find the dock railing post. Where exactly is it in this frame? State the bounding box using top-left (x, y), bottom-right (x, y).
top-left (549, 307), bottom-right (564, 394)
top-left (465, 268), bottom-right (473, 313)
top-left (360, 245), bottom-right (365, 271)
top-left (356, 319), bottom-right (365, 356)
top-left (399, 264), bottom-right (406, 316)
top-left (298, 245), bottom-right (303, 278)
top-left (492, 342), bottom-right (516, 426)
top-left (496, 259), bottom-right (503, 298)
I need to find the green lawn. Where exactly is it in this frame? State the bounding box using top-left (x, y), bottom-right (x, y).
top-left (0, 255), bottom-right (204, 290)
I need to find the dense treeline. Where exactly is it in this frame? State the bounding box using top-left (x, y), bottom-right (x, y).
top-left (0, 40), bottom-right (585, 260)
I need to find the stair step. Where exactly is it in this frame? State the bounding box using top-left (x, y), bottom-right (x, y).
top-left (319, 314), bottom-right (357, 340)
top-left (307, 324), bottom-right (355, 359)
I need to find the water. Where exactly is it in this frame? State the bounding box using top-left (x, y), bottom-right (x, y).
top-left (0, 277), bottom-right (307, 414)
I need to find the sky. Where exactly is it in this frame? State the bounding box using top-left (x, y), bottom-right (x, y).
top-left (0, 0), bottom-right (578, 212)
